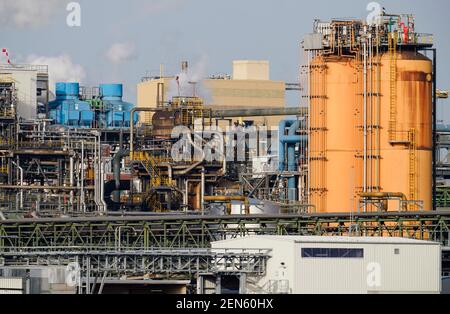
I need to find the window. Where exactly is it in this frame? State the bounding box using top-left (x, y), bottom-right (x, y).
top-left (394, 248), bottom-right (400, 255)
top-left (301, 248), bottom-right (364, 258)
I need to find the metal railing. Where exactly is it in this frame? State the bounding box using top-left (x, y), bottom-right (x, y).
top-left (0, 64), bottom-right (48, 74)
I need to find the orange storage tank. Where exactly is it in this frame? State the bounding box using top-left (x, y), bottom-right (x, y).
top-left (309, 50), bottom-right (433, 213)
top-left (378, 51), bottom-right (433, 211)
top-left (309, 55), bottom-right (360, 213)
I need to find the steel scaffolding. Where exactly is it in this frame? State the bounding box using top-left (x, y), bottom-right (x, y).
top-left (0, 212), bottom-right (449, 250)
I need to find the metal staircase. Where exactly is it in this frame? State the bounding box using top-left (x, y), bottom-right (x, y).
top-left (140, 154), bottom-right (170, 188)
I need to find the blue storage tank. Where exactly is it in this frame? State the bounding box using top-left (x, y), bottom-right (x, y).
top-left (48, 82), bottom-right (94, 128)
top-left (100, 84), bottom-right (138, 128)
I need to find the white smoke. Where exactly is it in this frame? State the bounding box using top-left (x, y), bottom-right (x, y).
top-left (106, 42), bottom-right (138, 65)
top-left (26, 54), bottom-right (86, 93)
top-left (142, 0), bottom-right (185, 15)
top-left (167, 56), bottom-right (212, 102)
top-left (0, 0), bottom-right (62, 28)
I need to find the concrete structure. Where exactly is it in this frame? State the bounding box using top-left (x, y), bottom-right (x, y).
top-left (137, 61), bottom-right (286, 127)
top-left (0, 64), bottom-right (49, 120)
top-left (212, 236), bottom-right (441, 294)
top-left (232, 60), bottom-right (270, 80)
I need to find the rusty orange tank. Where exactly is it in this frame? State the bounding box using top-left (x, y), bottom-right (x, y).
top-left (309, 50), bottom-right (432, 213)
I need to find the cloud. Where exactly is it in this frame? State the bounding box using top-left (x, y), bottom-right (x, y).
top-left (142, 0), bottom-right (186, 15)
top-left (106, 42), bottom-right (138, 65)
top-left (0, 0), bottom-right (62, 28)
top-left (26, 54), bottom-right (86, 92)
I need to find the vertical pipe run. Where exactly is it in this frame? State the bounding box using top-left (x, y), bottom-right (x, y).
top-left (81, 141), bottom-right (85, 212)
top-left (431, 49), bottom-right (437, 210)
top-left (201, 168), bottom-right (206, 215)
top-left (279, 120), bottom-right (305, 201)
top-left (363, 36), bottom-right (368, 194)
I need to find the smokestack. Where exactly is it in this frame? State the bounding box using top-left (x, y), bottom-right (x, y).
top-left (181, 61), bottom-right (189, 74)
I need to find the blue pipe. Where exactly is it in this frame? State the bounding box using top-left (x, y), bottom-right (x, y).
top-left (278, 120), bottom-right (306, 201)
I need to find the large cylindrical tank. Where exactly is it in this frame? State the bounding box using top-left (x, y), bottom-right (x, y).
top-left (379, 51), bottom-right (433, 211)
top-left (100, 84), bottom-right (137, 128)
top-left (310, 56), bottom-right (359, 213)
top-left (309, 51), bottom-right (432, 213)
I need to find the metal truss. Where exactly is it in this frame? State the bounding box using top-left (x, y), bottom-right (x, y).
top-left (0, 247), bottom-right (270, 276)
top-left (0, 211), bottom-right (449, 249)
top-left (0, 247), bottom-right (270, 294)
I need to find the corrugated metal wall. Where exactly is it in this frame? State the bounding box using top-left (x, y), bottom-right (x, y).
top-left (0, 278), bottom-right (24, 294)
top-left (295, 242), bottom-right (441, 294)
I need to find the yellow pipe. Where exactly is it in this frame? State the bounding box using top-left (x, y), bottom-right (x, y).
top-left (204, 196), bottom-right (250, 215)
top-left (360, 192), bottom-right (407, 200)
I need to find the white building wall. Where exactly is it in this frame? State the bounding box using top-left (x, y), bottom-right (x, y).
top-left (212, 238), bottom-right (295, 293)
top-left (364, 243), bottom-right (441, 293)
top-left (13, 70), bottom-right (37, 120)
top-left (295, 242), bottom-right (366, 294)
top-left (212, 236), bottom-right (441, 294)
top-left (0, 69), bottom-right (38, 120)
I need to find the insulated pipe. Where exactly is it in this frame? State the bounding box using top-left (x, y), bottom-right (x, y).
top-left (203, 196), bottom-right (250, 215)
top-left (201, 168), bottom-right (206, 215)
top-left (288, 120), bottom-right (302, 201)
top-left (130, 107), bottom-right (309, 158)
top-left (278, 120), bottom-right (306, 201)
top-left (360, 192), bottom-right (407, 200)
top-left (278, 120), bottom-right (307, 171)
top-left (210, 107), bottom-right (308, 119)
top-left (113, 149), bottom-right (130, 203)
top-left (360, 192), bottom-right (408, 211)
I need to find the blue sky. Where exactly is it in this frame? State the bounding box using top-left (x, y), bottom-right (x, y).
top-left (1, 0), bottom-right (449, 121)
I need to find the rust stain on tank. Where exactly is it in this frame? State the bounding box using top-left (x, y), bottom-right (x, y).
top-left (399, 71), bottom-right (428, 82)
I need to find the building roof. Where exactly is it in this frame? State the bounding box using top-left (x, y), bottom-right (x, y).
top-left (213, 236), bottom-right (439, 246)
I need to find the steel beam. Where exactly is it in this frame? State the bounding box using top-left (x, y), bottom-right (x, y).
top-left (0, 212), bottom-right (449, 249)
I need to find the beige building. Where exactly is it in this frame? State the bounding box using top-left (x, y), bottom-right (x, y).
top-left (137, 60), bottom-right (286, 127)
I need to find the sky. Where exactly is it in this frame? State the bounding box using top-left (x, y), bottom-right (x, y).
top-left (1, 0), bottom-right (449, 121)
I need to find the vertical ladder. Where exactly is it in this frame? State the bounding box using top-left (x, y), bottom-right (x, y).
top-left (388, 32), bottom-right (398, 142)
top-left (408, 129), bottom-right (417, 210)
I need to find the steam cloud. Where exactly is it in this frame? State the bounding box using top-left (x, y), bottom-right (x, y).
top-left (106, 42), bottom-right (138, 65)
top-left (0, 0), bottom-right (62, 28)
top-left (26, 54), bottom-right (86, 93)
top-left (167, 56), bottom-right (212, 102)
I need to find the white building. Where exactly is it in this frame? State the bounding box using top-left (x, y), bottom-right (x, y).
top-left (211, 236), bottom-right (441, 294)
top-left (0, 64), bottom-right (49, 120)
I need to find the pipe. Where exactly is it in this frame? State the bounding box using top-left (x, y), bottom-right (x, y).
top-left (210, 107), bottom-right (308, 119)
top-left (130, 108), bottom-right (161, 159)
top-left (11, 161), bottom-right (23, 209)
top-left (278, 120), bottom-right (306, 201)
top-left (113, 149), bottom-right (130, 203)
top-left (201, 168), bottom-right (206, 215)
top-left (81, 141), bottom-right (86, 212)
top-left (96, 132), bottom-right (107, 212)
top-left (360, 192), bottom-right (407, 200)
top-left (174, 132), bottom-right (206, 175)
top-left (130, 107), bottom-right (308, 159)
top-left (360, 192), bottom-right (408, 212)
top-left (203, 196), bottom-right (250, 215)
top-left (0, 185), bottom-right (94, 190)
top-left (363, 37), bottom-right (368, 195)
